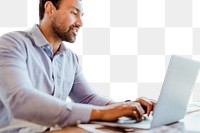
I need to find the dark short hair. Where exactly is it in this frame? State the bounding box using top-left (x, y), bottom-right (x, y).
top-left (39, 0), bottom-right (61, 20)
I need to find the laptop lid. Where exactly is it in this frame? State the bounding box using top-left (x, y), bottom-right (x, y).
top-left (91, 55), bottom-right (200, 129)
top-left (151, 55), bottom-right (200, 128)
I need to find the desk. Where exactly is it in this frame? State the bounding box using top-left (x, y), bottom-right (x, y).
top-left (46, 111), bottom-right (200, 133)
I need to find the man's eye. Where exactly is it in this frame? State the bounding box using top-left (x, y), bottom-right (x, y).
top-left (71, 11), bottom-right (77, 15)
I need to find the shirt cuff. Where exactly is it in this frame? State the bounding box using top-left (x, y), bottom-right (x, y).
top-left (60, 103), bottom-right (93, 127)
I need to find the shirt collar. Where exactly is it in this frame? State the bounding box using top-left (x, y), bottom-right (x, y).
top-left (30, 24), bottom-right (49, 47)
top-left (30, 24), bottom-right (68, 53)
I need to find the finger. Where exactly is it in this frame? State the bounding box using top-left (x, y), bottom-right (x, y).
top-left (146, 103), bottom-right (152, 116)
top-left (132, 110), bottom-right (140, 121)
top-left (120, 105), bottom-right (141, 120)
top-left (144, 97), bottom-right (156, 107)
top-left (145, 98), bottom-right (156, 115)
top-left (151, 100), bottom-right (156, 109)
top-left (131, 102), bottom-right (145, 116)
top-left (136, 97), bottom-right (153, 116)
top-left (141, 99), bottom-right (152, 116)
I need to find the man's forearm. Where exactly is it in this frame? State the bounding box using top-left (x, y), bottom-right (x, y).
top-left (90, 109), bottom-right (101, 121)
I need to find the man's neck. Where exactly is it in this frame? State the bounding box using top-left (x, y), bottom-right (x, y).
top-left (38, 22), bottom-right (62, 55)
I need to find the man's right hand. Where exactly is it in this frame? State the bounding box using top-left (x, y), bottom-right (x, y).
top-left (90, 102), bottom-right (145, 122)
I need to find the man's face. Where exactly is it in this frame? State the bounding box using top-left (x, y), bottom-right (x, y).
top-left (51, 0), bottom-right (83, 43)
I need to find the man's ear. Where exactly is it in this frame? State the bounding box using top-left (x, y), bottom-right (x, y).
top-left (44, 1), bottom-right (56, 16)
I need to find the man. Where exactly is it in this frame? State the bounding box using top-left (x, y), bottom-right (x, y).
top-left (0, 0), bottom-right (155, 132)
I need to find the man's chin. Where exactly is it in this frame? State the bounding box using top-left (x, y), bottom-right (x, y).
top-left (68, 39), bottom-right (76, 43)
top-left (63, 37), bottom-right (76, 43)
top-left (68, 40), bottom-right (75, 43)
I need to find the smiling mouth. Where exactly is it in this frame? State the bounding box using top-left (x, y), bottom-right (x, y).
top-left (71, 28), bottom-right (78, 36)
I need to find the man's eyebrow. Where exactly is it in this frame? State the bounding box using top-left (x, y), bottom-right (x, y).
top-left (69, 6), bottom-right (84, 16)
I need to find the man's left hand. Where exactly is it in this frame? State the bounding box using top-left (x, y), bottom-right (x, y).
top-left (135, 97), bottom-right (156, 116)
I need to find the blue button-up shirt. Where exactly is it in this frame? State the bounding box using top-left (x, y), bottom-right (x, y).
top-left (0, 25), bottom-right (112, 132)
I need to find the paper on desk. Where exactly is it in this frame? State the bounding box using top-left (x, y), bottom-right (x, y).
top-left (78, 124), bottom-right (108, 133)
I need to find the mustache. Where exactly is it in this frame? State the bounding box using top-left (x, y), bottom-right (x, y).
top-left (69, 24), bottom-right (80, 30)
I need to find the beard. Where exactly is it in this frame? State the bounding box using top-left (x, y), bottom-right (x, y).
top-left (52, 21), bottom-right (77, 43)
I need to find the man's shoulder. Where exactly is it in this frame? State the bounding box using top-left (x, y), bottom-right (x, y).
top-left (0, 30), bottom-right (30, 41)
top-left (0, 29), bottom-right (32, 51)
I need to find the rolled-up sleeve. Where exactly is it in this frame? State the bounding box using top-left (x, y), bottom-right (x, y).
top-left (0, 35), bottom-right (93, 128)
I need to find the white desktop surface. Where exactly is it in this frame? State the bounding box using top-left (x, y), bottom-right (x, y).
top-left (74, 111), bottom-right (200, 133)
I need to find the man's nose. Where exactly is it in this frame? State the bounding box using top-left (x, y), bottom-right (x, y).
top-left (76, 17), bottom-right (83, 27)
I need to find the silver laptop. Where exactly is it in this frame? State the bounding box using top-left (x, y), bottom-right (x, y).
top-left (92, 55), bottom-right (200, 129)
